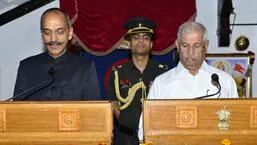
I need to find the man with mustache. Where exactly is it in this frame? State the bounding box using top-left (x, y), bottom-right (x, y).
top-left (137, 21), bottom-right (238, 141)
top-left (106, 17), bottom-right (168, 145)
top-left (144, 21), bottom-right (238, 100)
top-left (13, 8), bottom-right (101, 100)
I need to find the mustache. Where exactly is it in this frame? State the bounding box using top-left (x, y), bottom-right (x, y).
top-left (45, 41), bottom-right (64, 46)
top-left (184, 55), bottom-right (197, 61)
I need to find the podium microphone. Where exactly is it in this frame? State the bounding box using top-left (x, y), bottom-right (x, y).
top-left (195, 73), bottom-right (221, 99)
top-left (4, 68), bottom-right (56, 101)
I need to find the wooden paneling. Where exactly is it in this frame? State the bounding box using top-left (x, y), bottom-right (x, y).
top-left (0, 101), bottom-right (113, 145)
top-left (144, 99), bottom-right (257, 145)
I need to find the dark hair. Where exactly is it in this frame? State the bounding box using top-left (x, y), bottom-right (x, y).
top-left (40, 8), bottom-right (72, 30)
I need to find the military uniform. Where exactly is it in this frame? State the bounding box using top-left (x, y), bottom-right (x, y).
top-left (106, 16), bottom-right (168, 145)
top-left (106, 60), bottom-right (168, 145)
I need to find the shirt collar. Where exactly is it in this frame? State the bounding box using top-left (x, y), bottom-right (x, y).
top-left (175, 60), bottom-right (211, 75)
top-left (201, 61), bottom-right (211, 72)
top-left (47, 50), bottom-right (71, 64)
top-left (128, 59), bottom-right (153, 72)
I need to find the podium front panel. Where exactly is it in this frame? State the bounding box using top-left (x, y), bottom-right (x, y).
top-left (143, 99), bottom-right (257, 145)
top-left (0, 101), bottom-right (113, 145)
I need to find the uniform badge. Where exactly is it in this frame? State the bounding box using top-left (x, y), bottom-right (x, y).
top-left (149, 81), bottom-right (154, 88)
top-left (159, 64), bottom-right (169, 70)
top-left (119, 79), bottom-right (131, 88)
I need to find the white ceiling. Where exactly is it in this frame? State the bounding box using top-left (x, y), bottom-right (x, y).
top-left (0, 0), bottom-right (29, 14)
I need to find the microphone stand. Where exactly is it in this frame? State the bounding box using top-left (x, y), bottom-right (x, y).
top-left (4, 69), bottom-right (55, 101)
top-left (195, 73), bottom-right (221, 99)
top-left (195, 83), bottom-right (221, 99)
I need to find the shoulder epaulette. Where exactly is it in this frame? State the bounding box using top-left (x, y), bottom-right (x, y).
top-left (158, 64), bottom-right (169, 70)
top-left (112, 64), bottom-right (123, 71)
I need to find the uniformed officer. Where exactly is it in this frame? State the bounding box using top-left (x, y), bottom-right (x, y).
top-left (106, 16), bottom-right (168, 145)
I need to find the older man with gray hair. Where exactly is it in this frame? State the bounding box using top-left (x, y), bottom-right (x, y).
top-left (138, 21), bottom-right (238, 142)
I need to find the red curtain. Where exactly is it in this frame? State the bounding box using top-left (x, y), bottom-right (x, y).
top-left (60, 0), bottom-right (196, 56)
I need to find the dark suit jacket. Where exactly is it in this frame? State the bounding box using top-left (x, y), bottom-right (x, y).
top-left (13, 51), bottom-right (101, 101)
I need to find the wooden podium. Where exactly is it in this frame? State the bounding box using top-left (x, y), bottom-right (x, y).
top-left (143, 99), bottom-right (257, 145)
top-left (0, 101), bottom-right (113, 145)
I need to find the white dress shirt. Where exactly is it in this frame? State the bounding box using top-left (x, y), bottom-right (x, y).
top-left (138, 61), bottom-right (238, 140)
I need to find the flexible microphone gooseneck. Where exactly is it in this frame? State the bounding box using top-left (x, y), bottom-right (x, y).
top-left (4, 68), bottom-right (56, 101)
top-left (195, 73), bottom-right (221, 99)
